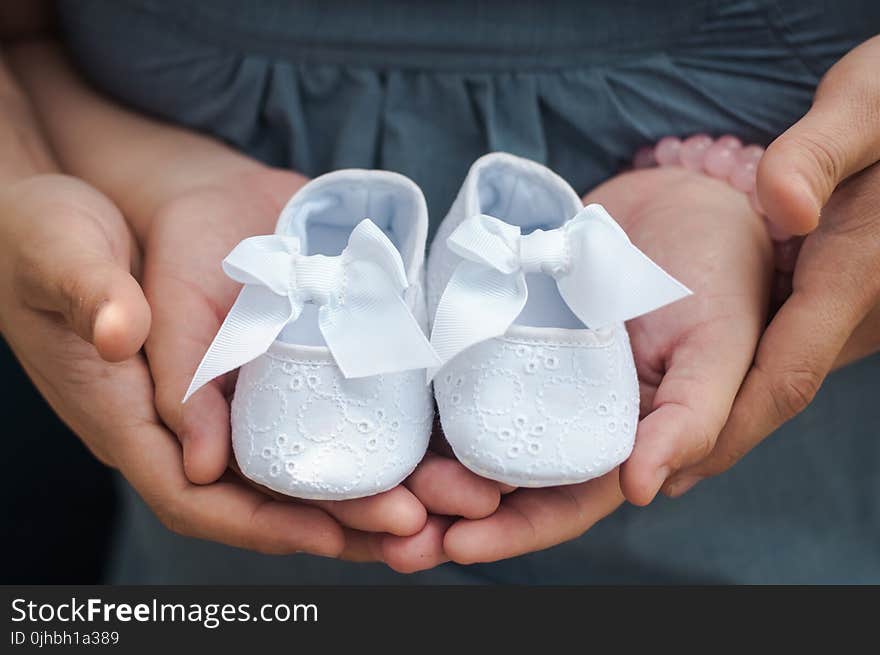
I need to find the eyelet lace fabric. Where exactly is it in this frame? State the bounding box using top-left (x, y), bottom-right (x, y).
top-left (231, 349), bottom-right (434, 500)
top-left (433, 325), bottom-right (638, 486)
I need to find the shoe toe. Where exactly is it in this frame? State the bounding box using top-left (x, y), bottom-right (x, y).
top-left (230, 347), bottom-right (433, 500)
top-left (435, 325), bottom-right (639, 487)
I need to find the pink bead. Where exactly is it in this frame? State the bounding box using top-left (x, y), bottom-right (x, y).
top-left (729, 160), bottom-right (757, 192)
top-left (655, 137), bottom-right (683, 166)
top-left (738, 144), bottom-right (765, 165)
top-left (680, 134), bottom-right (713, 171)
top-left (716, 135), bottom-right (742, 150)
top-left (704, 141), bottom-right (738, 179)
top-left (773, 237), bottom-right (803, 273)
top-left (728, 146), bottom-right (762, 192)
top-left (633, 146), bottom-right (657, 169)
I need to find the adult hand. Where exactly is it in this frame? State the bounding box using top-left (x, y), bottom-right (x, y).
top-left (665, 35), bottom-right (880, 495)
top-left (440, 165), bottom-right (774, 563)
top-left (0, 174), bottom-right (356, 557)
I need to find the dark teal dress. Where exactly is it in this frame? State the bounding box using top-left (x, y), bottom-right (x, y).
top-left (58, 0), bottom-right (880, 583)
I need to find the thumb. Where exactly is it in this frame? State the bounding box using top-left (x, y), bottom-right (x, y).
top-left (757, 35), bottom-right (880, 235)
top-left (20, 250), bottom-right (151, 362)
top-left (12, 186), bottom-right (152, 362)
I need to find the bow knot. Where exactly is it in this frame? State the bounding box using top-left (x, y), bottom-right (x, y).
top-left (519, 228), bottom-right (569, 276)
top-left (290, 254), bottom-right (345, 306)
top-left (428, 204), bottom-right (692, 380)
top-left (185, 219), bottom-right (439, 402)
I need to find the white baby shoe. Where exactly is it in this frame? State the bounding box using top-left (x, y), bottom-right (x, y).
top-left (427, 153), bottom-right (691, 487)
top-left (185, 170), bottom-right (440, 500)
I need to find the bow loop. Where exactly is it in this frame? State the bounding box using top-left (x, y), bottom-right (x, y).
top-left (222, 234), bottom-right (301, 295)
top-left (428, 204), bottom-right (691, 380)
top-left (184, 219), bottom-right (439, 402)
top-left (344, 218), bottom-right (410, 292)
top-left (447, 214), bottom-right (522, 274)
top-left (555, 204), bottom-right (692, 327)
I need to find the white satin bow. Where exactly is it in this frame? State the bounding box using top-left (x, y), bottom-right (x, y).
top-left (428, 203), bottom-right (691, 380)
top-left (184, 219), bottom-right (439, 402)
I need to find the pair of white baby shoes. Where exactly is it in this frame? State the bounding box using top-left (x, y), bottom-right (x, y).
top-left (185, 153), bottom-right (690, 500)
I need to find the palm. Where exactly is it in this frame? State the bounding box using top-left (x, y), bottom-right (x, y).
top-left (619, 169), bottom-right (772, 418)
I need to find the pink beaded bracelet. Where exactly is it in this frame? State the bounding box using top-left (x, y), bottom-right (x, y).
top-left (633, 134), bottom-right (803, 279)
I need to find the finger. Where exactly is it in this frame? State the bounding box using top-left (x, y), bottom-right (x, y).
top-left (309, 486), bottom-right (427, 537)
top-left (144, 185), bottom-right (291, 486)
top-left (183, 480), bottom-right (346, 556)
top-left (405, 452), bottom-right (502, 519)
top-left (231, 450), bottom-right (428, 536)
top-left (337, 529), bottom-right (384, 563)
top-left (15, 213), bottom-right (150, 362)
top-left (230, 494), bottom-right (446, 571)
top-left (619, 308), bottom-right (762, 506)
top-left (146, 265), bottom-right (233, 485)
top-left (836, 301), bottom-right (880, 368)
top-left (178, 380), bottom-right (233, 486)
top-left (757, 35), bottom-right (880, 234)
top-left (114, 414), bottom-right (345, 557)
top-left (665, 287), bottom-right (863, 496)
top-left (443, 470), bottom-right (623, 564)
top-left (24, 258), bottom-right (150, 362)
top-left (381, 516), bottom-right (452, 574)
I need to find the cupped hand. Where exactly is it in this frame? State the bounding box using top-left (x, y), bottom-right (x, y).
top-left (438, 165), bottom-right (774, 564)
top-left (664, 34), bottom-right (880, 494)
top-left (144, 165), bottom-right (504, 568)
top-left (0, 174), bottom-right (364, 557)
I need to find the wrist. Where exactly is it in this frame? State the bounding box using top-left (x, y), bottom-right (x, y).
top-left (0, 69), bottom-right (57, 189)
top-left (631, 135), bottom-right (804, 306)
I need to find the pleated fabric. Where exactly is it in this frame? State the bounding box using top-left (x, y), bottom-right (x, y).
top-left (59, 0), bottom-right (879, 226)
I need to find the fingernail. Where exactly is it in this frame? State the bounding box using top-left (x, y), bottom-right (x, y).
top-left (666, 475), bottom-right (702, 498)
